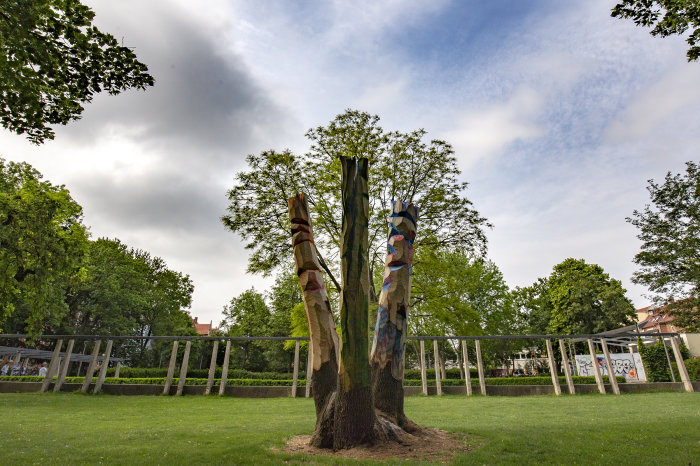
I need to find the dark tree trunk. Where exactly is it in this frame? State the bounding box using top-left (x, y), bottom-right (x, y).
top-left (334, 156), bottom-right (376, 449)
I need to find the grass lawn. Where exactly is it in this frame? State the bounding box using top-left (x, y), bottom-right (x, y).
top-left (0, 392), bottom-right (698, 464)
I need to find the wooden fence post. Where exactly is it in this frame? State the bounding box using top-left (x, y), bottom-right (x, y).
top-left (291, 340), bottom-right (300, 398)
top-left (41, 339), bottom-right (63, 393)
top-left (545, 339), bottom-right (561, 396)
top-left (81, 340), bottom-right (101, 393)
top-left (559, 339), bottom-right (575, 395)
top-left (475, 339), bottom-right (486, 396)
top-left (461, 339), bottom-right (472, 396)
top-left (419, 340), bottom-right (428, 396)
top-left (54, 339), bottom-right (75, 392)
top-left (600, 339), bottom-right (620, 395)
top-left (219, 340), bottom-right (231, 396)
top-left (93, 339), bottom-right (113, 394)
top-left (162, 340), bottom-right (179, 396)
top-left (205, 340), bottom-right (219, 395)
top-left (114, 361), bottom-right (121, 378)
top-left (176, 340), bottom-right (191, 396)
top-left (587, 339), bottom-right (605, 394)
top-left (305, 342), bottom-right (312, 398)
top-left (433, 340), bottom-right (442, 396)
top-left (670, 336), bottom-right (694, 393)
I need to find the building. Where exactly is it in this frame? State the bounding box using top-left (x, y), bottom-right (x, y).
top-left (636, 305), bottom-right (681, 333)
top-left (192, 317), bottom-right (215, 336)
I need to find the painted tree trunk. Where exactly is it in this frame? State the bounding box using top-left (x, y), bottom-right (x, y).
top-left (288, 193), bottom-right (340, 448)
top-left (334, 156), bottom-right (376, 449)
top-left (370, 200), bottom-right (418, 431)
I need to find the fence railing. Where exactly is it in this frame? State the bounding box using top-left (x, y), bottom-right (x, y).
top-left (0, 332), bottom-right (694, 396)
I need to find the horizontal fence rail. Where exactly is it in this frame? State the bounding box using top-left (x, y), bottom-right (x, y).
top-left (0, 332), bottom-right (694, 397)
top-left (0, 332), bottom-right (683, 341)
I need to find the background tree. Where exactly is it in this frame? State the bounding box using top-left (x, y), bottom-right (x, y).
top-left (511, 278), bottom-right (552, 335)
top-left (61, 237), bottom-right (194, 364)
top-left (0, 0), bottom-right (154, 143)
top-left (516, 258), bottom-right (636, 335)
top-left (410, 248), bottom-right (523, 369)
top-left (628, 161), bottom-right (700, 331)
top-left (0, 158), bottom-right (88, 335)
top-left (612, 0), bottom-right (700, 61)
top-left (547, 258), bottom-right (635, 334)
top-left (266, 269), bottom-right (302, 371)
top-left (220, 288), bottom-right (272, 371)
top-left (222, 110), bottom-right (490, 302)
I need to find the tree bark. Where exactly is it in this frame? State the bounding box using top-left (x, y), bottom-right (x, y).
top-left (334, 156), bottom-right (376, 449)
top-left (289, 159), bottom-right (426, 450)
top-left (288, 193), bottom-right (340, 448)
top-left (370, 200), bottom-right (418, 431)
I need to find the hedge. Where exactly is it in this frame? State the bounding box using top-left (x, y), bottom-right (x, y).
top-left (0, 375), bottom-right (623, 386)
top-left (0, 375), bottom-right (303, 386)
top-left (105, 367), bottom-right (295, 380)
top-left (672, 358), bottom-right (700, 381)
top-left (404, 368), bottom-right (476, 379)
top-left (402, 375), bottom-right (625, 386)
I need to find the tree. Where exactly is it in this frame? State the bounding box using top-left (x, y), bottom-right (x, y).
top-left (228, 112), bottom-right (490, 450)
top-left (411, 248), bottom-right (524, 368)
top-left (0, 0), bottom-right (154, 143)
top-left (611, 1), bottom-right (700, 61)
top-left (222, 110), bottom-right (490, 301)
top-left (511, 278), bottom-right (551, 335)
top-left (220, 288), bottom-right (272, 370)
top-left (519, 258), bottom-right (636, 335)
top-left (628, 161), bottom-right (700, 331)
top-left (266, 269), bottom-right (302, 371)
top-left (61, 237), bottom-right (195, 364)
top-left (0, 158), bottom-right (89, 335)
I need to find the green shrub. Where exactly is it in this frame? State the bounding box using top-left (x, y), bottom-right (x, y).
top-left (0, 375), bottom-right (47, 382)
top-left (684, 358), bottom-right (700, 381)
top-left (404, 368), bottom-right (477, 379)
top-left (638, 338), bottom-right (691, 382)
top-left (105, 367), bottom-right (295, 380)
top-left (401, 375), bottom-right (624, 386)
top-left (0, 374), bottom-right (624, 386)
top-left (672, 358), bottom-right (700, 381)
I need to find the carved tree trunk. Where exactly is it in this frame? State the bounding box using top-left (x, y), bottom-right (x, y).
top-left (370, 200), bottom-right (418, 431)
top-left (334, 156), bottom-right (376, 449)
top-left (289, 157), bottom-right (425, 450)
top-left (288, 193), bottom-right (340, 448)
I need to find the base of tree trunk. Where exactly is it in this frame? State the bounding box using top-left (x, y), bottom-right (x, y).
top-left (332, 385), bottom-right (376, 449)
top-left (371, 362), bottom-right (420, 433)
top-left (285, 424), bottom-right (471, 461)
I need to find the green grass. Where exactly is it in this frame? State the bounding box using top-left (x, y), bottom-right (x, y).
top-left (0, 392), bottom-right (698, 464)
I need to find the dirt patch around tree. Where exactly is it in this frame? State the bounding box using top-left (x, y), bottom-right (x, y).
top-left (281, 427), bottom-right (475, 462)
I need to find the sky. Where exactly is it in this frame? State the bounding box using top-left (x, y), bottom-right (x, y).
top-left (2, 0), bottom-right (699, 327)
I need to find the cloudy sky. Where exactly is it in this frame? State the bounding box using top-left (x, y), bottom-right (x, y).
top-left (2, 0), bottom-right (698, 327)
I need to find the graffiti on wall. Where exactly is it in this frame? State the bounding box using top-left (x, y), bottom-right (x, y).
top-left (574, 354), bottom-right (647, 382)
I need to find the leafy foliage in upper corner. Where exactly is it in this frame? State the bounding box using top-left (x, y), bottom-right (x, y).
top-left (222, 109), bottom-right (491, 294)
top-left (628, 161), bottom-right (700, 331)
top-left (0, 0), bottom-right (154, 143)
top-left (612, 0), bottom-right (700, 61)
top-left (0, 158), bottom-right (195, 340)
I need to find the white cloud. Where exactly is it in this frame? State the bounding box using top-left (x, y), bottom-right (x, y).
top-left (443, 87), bottom-right (544, 168)
top-left (605, 64), bottom-right (700, 143)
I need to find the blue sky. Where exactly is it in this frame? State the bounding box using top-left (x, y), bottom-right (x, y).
top-left (1, 0), bottom-right (698, 326)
